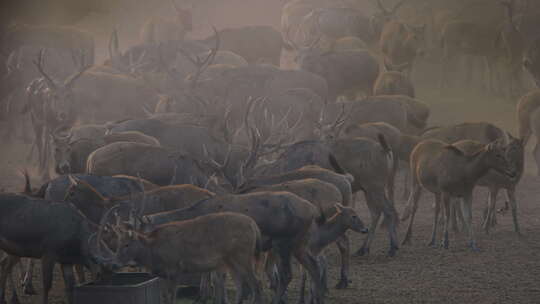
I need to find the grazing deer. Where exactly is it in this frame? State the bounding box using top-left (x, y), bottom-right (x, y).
top-left (100, 211), bottom-right (263, 304)
top-left (299, 204), bottom-right (368, 303)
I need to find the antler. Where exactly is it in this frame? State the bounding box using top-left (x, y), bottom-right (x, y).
top-left (64, 49), bottom-right (91, 89)
top-left (375, 0), bottom-right (390, 15)
top-left (33, 49), bottom-right (57, 89)
top-left (178, 26), bottom-right (220, 89)
top-left (108, 28), bottom-right (121, 61)
top-left (283, 26), bottom-right (300, 51)
top-left (391, 0), bottom-right (409, 14)
top-left (96, 204), bottom-right (122, 260)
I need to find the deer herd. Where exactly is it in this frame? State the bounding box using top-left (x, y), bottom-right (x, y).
top-left (0, 0), bottom-right (539, 303)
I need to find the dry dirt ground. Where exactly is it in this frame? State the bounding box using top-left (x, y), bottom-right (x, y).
top-left (1, 78), bottom-right (540, 304)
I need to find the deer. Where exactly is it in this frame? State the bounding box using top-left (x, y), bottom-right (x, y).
top-left (283, 30), bottom-right (379, 101)
top-left (140, 0), bottom-right (192, 44)
top-left (343, 122), bottom-right (403, 202)
top-left (373, 61), bottom-right (416, 98)
top-left (99, 211), bottom-right (263, 304)
top-left (401, 138), bottom-right (516, 251)
top-left (496, 0), bottom-right (527, 99)
top-left (22, 49), bottom-right (91, 178)
top-left (438, 0), bottom-right (523, 97)
top-left (86, 142), bottom-right (216, 188)
top-left (240, 178), bottom-right (360, 290)
top-left (299, 204), bottom-right (367, 304)
top-left (0, 178), bottom-right (111, 304)
top-left (141, 191), bottom-right (324, 304)
top-left (377, 0), bottom-right (426, 77)
top-left (370, 0), bottom-right (409, 43)
top-left (517, 89), bottom-right (540, 174)
top-left (452, 135), bottom-right (524, 235)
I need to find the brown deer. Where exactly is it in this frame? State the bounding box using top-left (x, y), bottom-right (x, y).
top-left (100, 212), bottom-right (263, 304)
top-left (139, 0), bottom-right (192, 44)
top-left (401, 139), bottom-right (516, 251)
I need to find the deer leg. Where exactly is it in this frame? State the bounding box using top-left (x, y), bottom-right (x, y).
top-left (461, 194), bottom-right (478, 251)
top-left (273, 242), bottom-right (293, 304)
top-left (317, 255), bottom-right (328, 295)
top-left (74, 265), bottom-right (86, 284)
top-left (22, 259), bottom-right (36, 295)
top-left (227, 265), bottom-right (244, 304)
top-left (40, 255), bottom-right (56, 304)
top-left (441, 194), bottom-right (451, 249)
top-left (428, 193), bottom-right (441, 247)
top-left (354, 202), bottom-right (380, 256)
top-left (264, 252), bottom-right (278, 291)
top-left (8, 272), bottom-right (20, 304)
top-left (387, 157), bottom-right (398, 203)
top-left (482, 187), bottom-right (499, 234)
top-left (229, 254), bottom-right (262, 304)
top-left (533, 141), bottom-right (540, 176)
top-left (506, 188), bottom-right (521, 235)
top-left (297, 266), bottom-right (307, 304)
top-left (449, 201), bottom-right (459, 233)
top-left (212, 270), bottom-right (229, 304)
top-left (0, 255), bottom-right (19, 304)
top-left (197, 272), bottom-right (212, 304)
top-left (334, 235), bottom-right (349, 289)
top-left (61, 264), bottom-right (76, 304)
top-left (401, 163), bottom-right (411, 201)
top-left (293, 248), bottom-right (322, 304)
top-left (401, 183), bottom-right (423, 246)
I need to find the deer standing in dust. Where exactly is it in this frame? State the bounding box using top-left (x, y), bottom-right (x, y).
top-left (401, 138), bottom-right (516, 251)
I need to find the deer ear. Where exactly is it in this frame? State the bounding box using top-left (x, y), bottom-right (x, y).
top-left (444, 145), bottom-right (465, 156)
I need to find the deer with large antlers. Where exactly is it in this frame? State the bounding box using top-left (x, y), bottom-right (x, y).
top-left (22, 49), bottom-right (90, 178)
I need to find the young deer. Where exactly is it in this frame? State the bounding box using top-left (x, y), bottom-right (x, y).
top-left (401, 138), bottom-right (516, 251)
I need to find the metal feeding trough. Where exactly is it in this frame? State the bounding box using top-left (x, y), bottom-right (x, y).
top-left (74, 273), bottom-right (160, 304)
top-left (74, 272), bottom-right (201, 304)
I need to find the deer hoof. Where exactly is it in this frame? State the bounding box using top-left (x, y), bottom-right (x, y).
top-left (9, 295), bottom-right (21, 304)
top-left (22, 283), bottom-right (37, 295)
top-left (440, 240), bottom-right (449, 249)
top-left (354, 247), bottom-right (369, 256)
top-left (334, 279), bottom-right (349, 289)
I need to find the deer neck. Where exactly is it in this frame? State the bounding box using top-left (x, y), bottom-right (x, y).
top-left (311, 215), bottom-right (348, 254)
top-left (134, 239), bottom-right (161, 273)
top-left (464, 152), bottom-right (492, 183)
